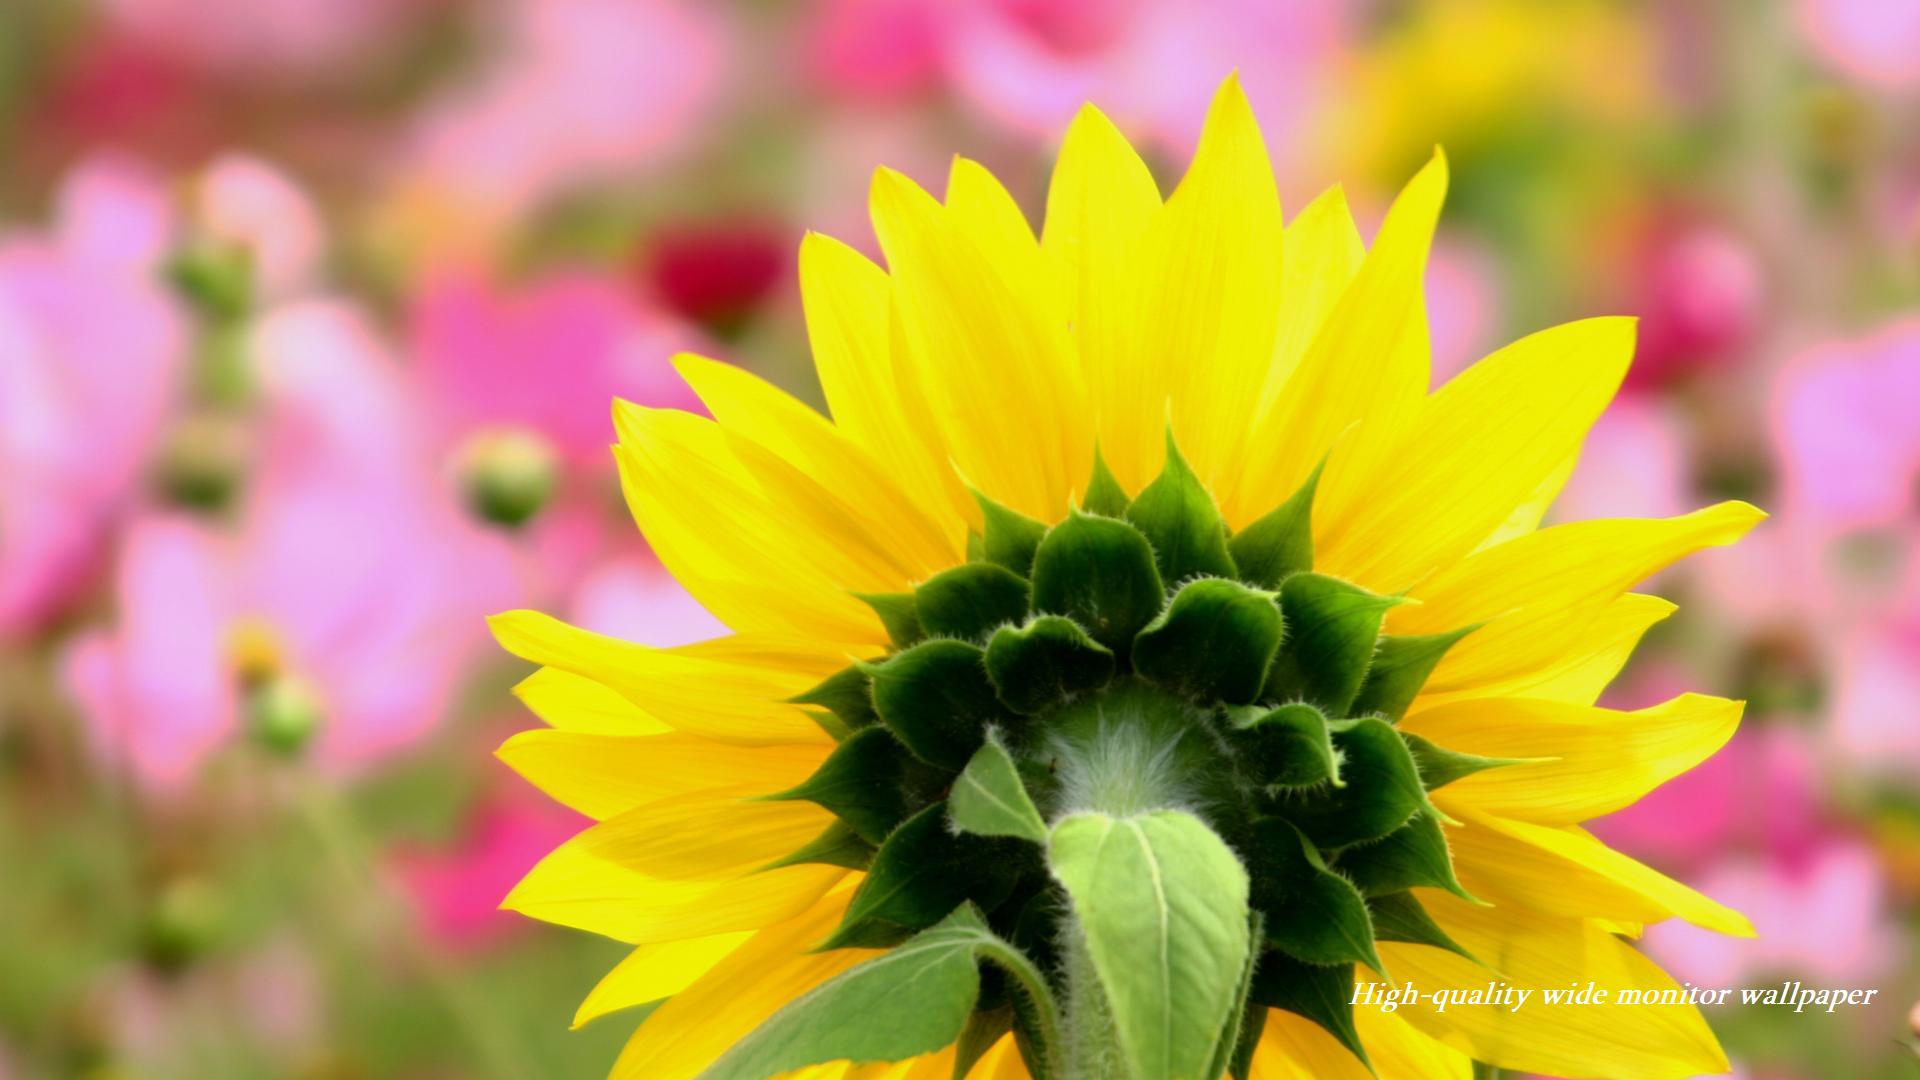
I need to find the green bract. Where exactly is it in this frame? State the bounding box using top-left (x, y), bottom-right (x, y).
top-left (745, 437), bottom-right (1513, 1080)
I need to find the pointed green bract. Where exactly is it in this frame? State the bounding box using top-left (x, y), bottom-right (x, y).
top-left (1249, 819), bottom-right (1385, 975)
top-left (984, 615), bottom-right (1115, 715)
top-left (1029, 510), bottom-right (1164, 651)
top-left (916, 562), bottom-right (1031, 642)
top-left (974, 491), bottom-right (1049, 577)
top-left (1248, 955), bottom-right (1372, 1073)
top-left (1281, 718), bottom-right (1427, 849)
top-left (1265, 573), bottom-right (1405, 715)
top-left (766, 820), bottom-right (875, 871)
top-left (1227, 1005), bottom-right (1267, 1080)
top-left (1368, 891), bottom-right (1478, 964)
top-left (867, 640), bottom-right (1007, 770)
top-left (1047, 809), bottom-right (1250, 1080)
top-left (1349, 626), bottom-right (1477, 722)
top-left (951, 735), bottom-right (1048, 844)
top-left (1131, 578), bottom-right (1283, 705)
top-left (770, 726), bottom-right (945, 845)
top-left (1230, 702), bottom-right (1341, 788)
top-left (1125, 434), bottom-right (1236, 582)
top-left (825, 804), bottom-right (1025, 949)
top-left (858, 591), bottom-right (925, 649)
top-left (1228, 461), bottom-right (1322, 589)
top-left (1081, 446), bottom-right (1132, 518)
top-left (1336, 810), bottom-right (1474, 901)
top-left (789, 664), bottom-right (878, 732)
top-left (1400, 730), bottom-right (1530, 791)
top-left (701, 905), bottom-right (996, 1080)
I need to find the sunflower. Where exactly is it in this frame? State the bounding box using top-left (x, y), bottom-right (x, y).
top-left (490, 75), bottom-right (1760, 1080)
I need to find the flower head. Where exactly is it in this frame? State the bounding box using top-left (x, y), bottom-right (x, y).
top-left (493, 77), bottom-right (1760, 1079)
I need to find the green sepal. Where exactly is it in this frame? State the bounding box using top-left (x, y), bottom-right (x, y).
top-left (1229, 702), bottom-right (1342, 789)
top-left (984, 615), bottom-right (1115, 715)
top-left (1265, 573), bottom-right (1407, 715)
top-left (1398, 730), bottom-right (1532, 791)
top-left (788, 664), bottom-right (878, 732)
top-left (1131, 578), bottom-right (1283, 705)
top-left (950, 734), bottom-right (1048, 844)
top-left (857, 591), bottom-right (924, 649)
top-left (764, 820), bottom-right (875, 872)
top-left (1124, 432), bottom-right (1236, 583)
top-left (1280, 718), bottom-right (1426, 849)
top-left (1028, 509), bottom-right (1164, 651)
top-left (823, 803), bottom-right (1025, 949)
top-left (867, 640), bottom-right (1008, 770)
top-left (952, 1007), bottom-right (1013, 1080)
top-left (915, 563), bottom-right (1032, 642)
top-left (1081, 445), bottom-right (1132, 518)
top-left (1248, 955), bottom-right (1374, 1075)
top-left (1228, 459), bottom-right (1323, 589)
top-left (1368, 891), bottom-right (1478, 965)
top-left (1349, 626), bottom-right (1477, 722)
top-left (1335, 810), bottom-right (1475, 902)
top-left (704, 904), bottom-right (996, 1080)
top-left (973, 491), bottom-right (1049, 578)
top-left (1248, 819), bottom-right (1386, 976)
top-left (768, 726), bottom-right (946, 845)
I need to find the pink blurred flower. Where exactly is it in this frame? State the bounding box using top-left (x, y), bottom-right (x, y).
top-left (639, 217), bottom-right (790, 335)
top-left (1552, 397), bottom-right (1692, 525)
top-left (96, 0), bottom-right (423, 78)
top-left (806, 0), bottom-right (948, 100)
top-left (568, 550), bottom-right (725, 647)
top-left (391, 783), bottom-right (585, 953)
top-left (0, 157), bottom-right (185, 636)
top-left (193, 154), bottom-right (325, 300)
top-left (393, 0), bottom-right (725, 242)
top-left (1773, 318), bottom-right (1920, 538)
top-left (1622, 218), bottom-right (1765, 392)
top-left (62, 302), bottom-right (518, 790)
top-left (1426, 234), bottom-right (1502, 387)
top-left (1796, 0), bottom-right (1920, 91)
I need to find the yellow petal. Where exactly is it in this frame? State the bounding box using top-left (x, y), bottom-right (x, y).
top-left (1475, 447), bottom-right (1578, 550)
top-left (1412, 592), bottom-right (1675, 710)
top-left (512, 667), bottom-right (670, 736)
top-left (799, 232), bottom-right (972, 528)
top-left (1263, 185), bottom-right (1365, 414)
top-left (1384, 892), bottom-right (1729, 1079)
top-left (611, 889), bottom-right (876, 1079)
top-left (945, 156), bottom-right (1045, 278)
top-left (577, 786), bottom-right (832, 881)
top-left (490, 611), bottom-right (839, 746)
top-left (1390, 501), bottom-right (1765, 693)
top-left (573, 931), bottom-right (752, 1029)
top-left (504, 831), bottom-right (844, 944)
top-left (672, 354), bottom-right (963, 572)
top-left (1226, 151), bottom-right (1447, 528)
top-left (871, 166), bottom-right (1090, 520)
top-left (1250, 1006), bottom-right (1472, 1079)
top-left (1449, 809), bottom-right (1754, 936)
top-left (498, 729), bottom-right (827, 820)
top-left (1405, 693), bottom-right (1745, 823)
top-left (1108, 73), bottom-right (1285, 493)
top-left (1316, 317), bottom-right (1637, 594)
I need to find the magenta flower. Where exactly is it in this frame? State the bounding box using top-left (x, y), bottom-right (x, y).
top-left (391, 782), bottom-right (587, 953)
top-left (95, 0), bottom-right (419, 78)
top-left (0, 156), bottom-right (185, 637)
top-left (1796, 0), bottom-right (1920, 91)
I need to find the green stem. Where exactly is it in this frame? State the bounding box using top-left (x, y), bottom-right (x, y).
top-left (976, 934), bottom-right (1067, 1079)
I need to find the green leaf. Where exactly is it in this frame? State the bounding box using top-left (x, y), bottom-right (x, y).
top-left (1264, 573), bottom-right (1406, 715)
top-left (1204, 910), bottom-right (1266, 1080)
top-left (867, 640), bottom-right (1008, 770)
top-left (951, 735), bottom-right (1048, 844)
top-left (788, 665), bottom-right (878, 732)
top-left (1047, 810), bottom-right (1251, 1080)
top-left (701, 905), bottom-right (992, 1080)
top-left (1335, 811), bottom-right (1474, 901)
top-left (916, 563), bottom-right (1032, 642)
top-left (984, 615), bottom-right (1115, 715)
top-left (1029, 510), bottom-right (1165, 651)
top-left (974, 491), bottom-right (1050, 578)
top-left (857, 592), bottom-right (925, 649)
top-left (824, 803), bottom-right (1025, 949)
top-left (1131, 578), bottom-right (1284, 705)
top-left (1082, 445), bottom-right (1132, 518)
top-left (1124, 433), bottom-right (1236, 583)
top-left (1368, 891), bottom-right (1478, 964)
top-left (1399, 730), bottom-right (1530, 791)
top-left (953, 1007), bottom-right (1014, 1080)
top-left (1281, 718), bottom-right (1426, 849)
top-left (1229, 702), bottom-right (1341, 788)
top-left (768, 727), bottom-right (946, 845)
top-left (1248, 819), bottom-right (1385, 975)
top-left (1348, 626), bottom-right (1477, 722)
top-left (764, 820), bottom-right (874, 871)
top-left (1228, 460), bottom-right (1322, 590)
top-left (1248, 954), bottom-right (1372, 1074)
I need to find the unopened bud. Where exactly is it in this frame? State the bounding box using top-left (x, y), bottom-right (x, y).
top-left (246, 675), bottom-right (323, 758)
top-left (143, 876), bottom-right (223, 973)
top-left (166, 243), bottom-right (255, 324)
top-left (154, 410), bottom-right (249, 512)
top-left (460, 429), bottom-right (558, 528)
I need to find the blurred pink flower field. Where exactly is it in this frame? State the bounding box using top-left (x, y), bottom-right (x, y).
top-left (1, 0), bottom-right (1919, 1076)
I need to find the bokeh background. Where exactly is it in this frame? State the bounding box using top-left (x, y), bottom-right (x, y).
top-left (2, 0), bottom-right (1919, 1076)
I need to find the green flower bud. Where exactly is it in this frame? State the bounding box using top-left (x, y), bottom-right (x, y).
top-left (460, 429), bottom-right (558, 528)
